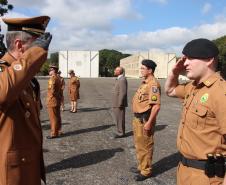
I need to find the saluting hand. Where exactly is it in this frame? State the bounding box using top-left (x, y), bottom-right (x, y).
top-left (31, 32), bottom-right (52, 50)
top-left (172, 56), bottom-right (186, 75)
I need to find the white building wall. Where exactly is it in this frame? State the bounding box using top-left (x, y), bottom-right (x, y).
top-left (120, 51), bottom-right (177, 79)
top-left (59, 51), bottom-right (99, 78)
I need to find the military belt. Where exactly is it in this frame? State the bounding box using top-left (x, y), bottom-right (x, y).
top-left (180, 154), bottom-right (226, 171)
top-left (134, 110), bottom-right (151, 122)
top-left (180, 155), bottom-right (206, 170)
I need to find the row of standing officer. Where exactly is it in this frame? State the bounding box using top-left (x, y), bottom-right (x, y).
top-left (46, 67), bottom-right (80, 139)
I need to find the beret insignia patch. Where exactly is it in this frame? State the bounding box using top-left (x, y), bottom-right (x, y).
top-left (152, 86), bottom-right (158, 93)
top-left (200, 93), bottom-right (208, 103)
top-left (151, 95), bottom-right (157, 101)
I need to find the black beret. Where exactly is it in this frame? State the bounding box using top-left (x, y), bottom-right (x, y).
top-left (182, 38), bottom-right (219, 59)
top-left (141, 59), bottom-right (157, 70)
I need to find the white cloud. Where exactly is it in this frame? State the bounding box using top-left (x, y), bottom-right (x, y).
top-left (202, 3), bottom-right (212, 14)
top-left (40, 0), bottom-right (142, 31)
top-left (47, 20), bottom-right (226, 55)
top-left (2, 1), bottom-right (226, 56)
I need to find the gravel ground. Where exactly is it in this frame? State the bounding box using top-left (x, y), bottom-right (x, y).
top-left (39, 77), bottom-right (182, 185)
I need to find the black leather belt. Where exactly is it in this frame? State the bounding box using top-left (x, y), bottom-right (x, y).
top-left (180, 155), bottom-right (206, 170)
top-left (134, 110), bottom-right (151, 120)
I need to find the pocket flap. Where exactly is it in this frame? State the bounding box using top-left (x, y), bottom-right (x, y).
top-left (192, 105), bottom-right (207, 117)
top-left (7, 150), bottom-right (32, 166)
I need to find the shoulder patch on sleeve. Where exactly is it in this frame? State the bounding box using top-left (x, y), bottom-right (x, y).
top-left (151, 95), bottom-right (157, 101)
top-left (151, 86), bottom-right (159, 93)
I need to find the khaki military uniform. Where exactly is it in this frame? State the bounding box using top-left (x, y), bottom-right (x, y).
top-left (59, 76), bottom-right (65, 109)
top-left (175, 72), bottom-right (226, 185)
top-left (132, 75), bottom-right (161, 176)
top-left (68, 76), bottom-right (80, 101)
top-left (0, 47), bottom-right (47, 185)
top-left (46, 75), bottom-right (62, 137)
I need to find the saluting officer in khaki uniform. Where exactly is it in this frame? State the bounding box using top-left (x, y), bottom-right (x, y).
top-left (0, 16), bottom-right (52, 185)
top-left (165, 38), bottom-right (226, 185)
top-left (68, 69), bottom-right (80, 113)
top-left (131, 59), bottom-right (161, 181)
top-left (57, 70), bottom-right (65, 111)
top-left (46, 65), bottom-right (62, 139)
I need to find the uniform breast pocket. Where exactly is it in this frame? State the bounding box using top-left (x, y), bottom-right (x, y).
top-left (139, 93), bottom-right (149, 103)
top-left (190, 105), bottom-right (208, 129)
top-left (6, 150), bottom-right (33, 185)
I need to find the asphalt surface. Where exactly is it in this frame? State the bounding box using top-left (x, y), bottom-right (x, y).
top-left (39, 77), bottom-right (182, 185)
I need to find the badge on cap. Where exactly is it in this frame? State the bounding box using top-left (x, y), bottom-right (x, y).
top-left (152, 86), bottom-right (158, 93)
top-left (13, 64), bottom-right (22, 71)
top-left (200, 93), bottom-right (209, 103)
top-left (151, 95), bottom-right (157, 101)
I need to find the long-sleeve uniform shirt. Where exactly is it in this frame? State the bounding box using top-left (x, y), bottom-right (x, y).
top-left (0, 47), bottom-right (47, 185)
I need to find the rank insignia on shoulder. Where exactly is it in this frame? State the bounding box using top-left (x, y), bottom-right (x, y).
top-left (151, 95), bottom-right (157, 101)
top-left (152, 86), bottom-right (158, 93)
top-left (200, 93), bottom-right (209, 103)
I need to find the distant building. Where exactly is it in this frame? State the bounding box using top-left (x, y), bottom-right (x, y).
top-left (59, 51), bottom-right (99, 78)
top-left (120, 51), bottom-right (181, 79)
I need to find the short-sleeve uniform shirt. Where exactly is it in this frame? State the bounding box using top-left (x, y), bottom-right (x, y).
top-left (175, 72), bottom-right (226, 159)
top-left (132, 76), bottom-right (161, 113)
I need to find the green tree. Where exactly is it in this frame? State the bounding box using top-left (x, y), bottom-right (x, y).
top-left (0, 0), bottom-right (13, 16)
top-left (213, 35), bottom-right (226, 79)
top-left (99, 49), bottom-right (130, 77)
top-left (49, 52), bottom-right (59, 66)
top-left (39, 52), bottom-right (59, 75)
top-left (0, 0), bottom-right (13, 57)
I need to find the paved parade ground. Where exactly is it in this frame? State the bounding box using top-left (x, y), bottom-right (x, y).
top-left (39, 78), bottom-right (182, 185)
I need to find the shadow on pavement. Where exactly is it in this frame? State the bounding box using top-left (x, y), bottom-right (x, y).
top-left (46, 148), bottom-right (124, 173)
top-left (78, 107), bottom-right (111, 112)
top-left (60, 124), bottom-right (114, 138)
top-left (152, 152), bottom-right (180, 177)
top-left (155, 124), bottom-right (168, 132)
top-left (41, 122), bottom-right (70, 130)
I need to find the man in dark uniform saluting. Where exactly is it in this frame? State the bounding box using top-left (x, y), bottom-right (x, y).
top-left (0, 16), bottom-right (52, 185)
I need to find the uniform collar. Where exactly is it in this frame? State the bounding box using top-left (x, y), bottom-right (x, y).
top-left (117, 74), bottom-right (123, 79)
top-left (203, 72), bottom-right (221, 87)
top-left (192, 72), bottom-right (221, 88)
top-left (142, 75), bottom-right (154, 84)
top-left (1, 52), bottom-right (16, 66)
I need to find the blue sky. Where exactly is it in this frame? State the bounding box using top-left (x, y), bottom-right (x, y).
top-left (2, 0), bottom-right (226, 55)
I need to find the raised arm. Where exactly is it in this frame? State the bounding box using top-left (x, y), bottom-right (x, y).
top-left (165, 57), bottom-right (186, 97)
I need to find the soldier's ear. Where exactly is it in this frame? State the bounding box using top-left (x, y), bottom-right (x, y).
top-left (14, 39), bottom-right (23, 52)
